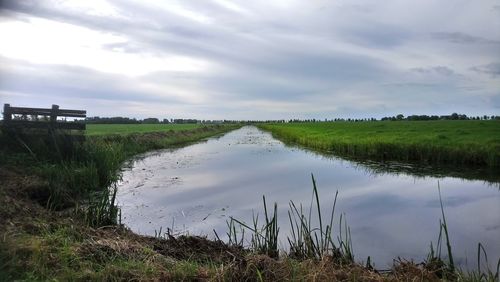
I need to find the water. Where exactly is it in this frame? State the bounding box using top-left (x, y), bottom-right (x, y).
top-left (117, 126), bottom-right (500, 269)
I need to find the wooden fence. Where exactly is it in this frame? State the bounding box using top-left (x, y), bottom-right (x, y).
top-left (2, 104), bottom-right (86, 131)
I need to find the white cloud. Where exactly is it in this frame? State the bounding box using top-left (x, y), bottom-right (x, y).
top-left (0, 16), bottom-right (211, 76)
top-left (50, 0), bottom-right (123, 17)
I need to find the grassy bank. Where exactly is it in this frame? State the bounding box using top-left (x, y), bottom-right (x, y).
top-left (258, 120), bottom-right (500, 168)
top-left (86, 123), bottom-right (202, 136)
top-left (0, 124), bottom-right (242, 280)
top-left (1, 123), bottom-right (498, 281)
top-left (0, 124), bottom-right (240, 218)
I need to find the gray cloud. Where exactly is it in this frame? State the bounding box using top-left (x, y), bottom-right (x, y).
top-left (0, 57), bottom-right (182, 104)
top-left (410, 66), bottom-right (455, 76)
top-left (470, 63), bottom-right (500, 77)
top-left (340, 23), bottom-right (412, 49)
top-left (431, 32), bottom-right (500, 45)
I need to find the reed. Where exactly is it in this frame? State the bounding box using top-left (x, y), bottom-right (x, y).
top-left (227, 174), bottom-right (354, 263)
top-left (229, 196), bottom-right (279, 258)
top-left (468, 243), bottom-right (500, 281)
top-left (287, 175), bottom-right (337, 260)
top-left (79, 184), bottom-right (119, 227)
top-left (426, 185), bottom-right (500, 281)
top-left (222, 216), bottom-right (246, 247)
top-left (438, 183), bottom-right (455, 272)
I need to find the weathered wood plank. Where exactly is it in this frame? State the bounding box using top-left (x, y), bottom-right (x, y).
top-left (7, 106), bottom-right (86, 117)
top-left (8, 107), bottom-right (53, 115)
top-left (57, 109), bottom-right (87, 117)
top-left (7, 120), bottom-right (86, 130)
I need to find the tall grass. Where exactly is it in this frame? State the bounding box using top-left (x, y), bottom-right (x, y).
top-left (438, 184), bottom-right (455, 272)
top-left (469, 243), bottom-right (500, 282)
top-left (229, 196), bottom-right (279, 258)
top-left (79, 185), bottom-right (120, 227)
top-left (226, 177), bottom-right (498, 280)
top-left (427, 185), bottom-right (500, 281)
top-left (227, 174), bottom-right (354, 263)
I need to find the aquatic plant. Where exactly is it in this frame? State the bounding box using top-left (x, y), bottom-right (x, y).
top-left (227, 174), bottom-right (354, 263)
top-left (229, 196), bottom-right (279, 258)
top-left (426, 184), bottom-right (500, 281)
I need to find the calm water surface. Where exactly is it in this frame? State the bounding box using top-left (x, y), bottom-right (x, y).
top-left (117, 126), bottom-right (500, 269)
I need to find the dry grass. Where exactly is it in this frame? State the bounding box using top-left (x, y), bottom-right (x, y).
top-left (213, 255), bottom-right (442, 281)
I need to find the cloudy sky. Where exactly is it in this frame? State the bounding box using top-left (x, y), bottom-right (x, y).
top-left (0, 0), bottom-right (499, 120)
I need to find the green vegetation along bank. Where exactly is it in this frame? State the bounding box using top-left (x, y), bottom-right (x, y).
top-left (258, 120), bottom-right (500, 168)
top-left (86, 123), bottom-right (202, 136)
top-left (0, 124), bottom-right (243, 280)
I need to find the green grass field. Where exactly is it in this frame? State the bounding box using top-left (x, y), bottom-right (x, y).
top-left (86, 124), bottom-right (201, 136)
top-left (259, 120), bottom-right (500, 167)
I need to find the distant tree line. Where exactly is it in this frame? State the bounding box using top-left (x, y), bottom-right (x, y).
top-left (4, 113), bottom-right (499, 124)
top-left (253, 113), bottom-right (500, 123)
top-left (380, 113), bottom-right (500, 121)
top-left (84, 116), bottom-right (141, 124)
top-left (83, 116), bottom-right (242, 124)
top-left (286, 118), bottom-right (378, 123)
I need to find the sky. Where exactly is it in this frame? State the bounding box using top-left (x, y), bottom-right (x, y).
top-left (0, 0), bottom-right (499, 120)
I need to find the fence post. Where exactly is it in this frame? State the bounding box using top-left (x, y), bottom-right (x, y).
top-left (3, 104), bottom-right (11, 125)
top-left (50, 104), bottom-right (59, 123)
top-left (49, 104), bottom-right (59, 133)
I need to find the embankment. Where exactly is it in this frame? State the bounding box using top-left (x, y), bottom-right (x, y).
top-left (258, 121), bottom-right (500, 168)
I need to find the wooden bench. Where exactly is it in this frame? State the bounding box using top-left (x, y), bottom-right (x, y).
top-left (2, 104), bottom-right (86, 132)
